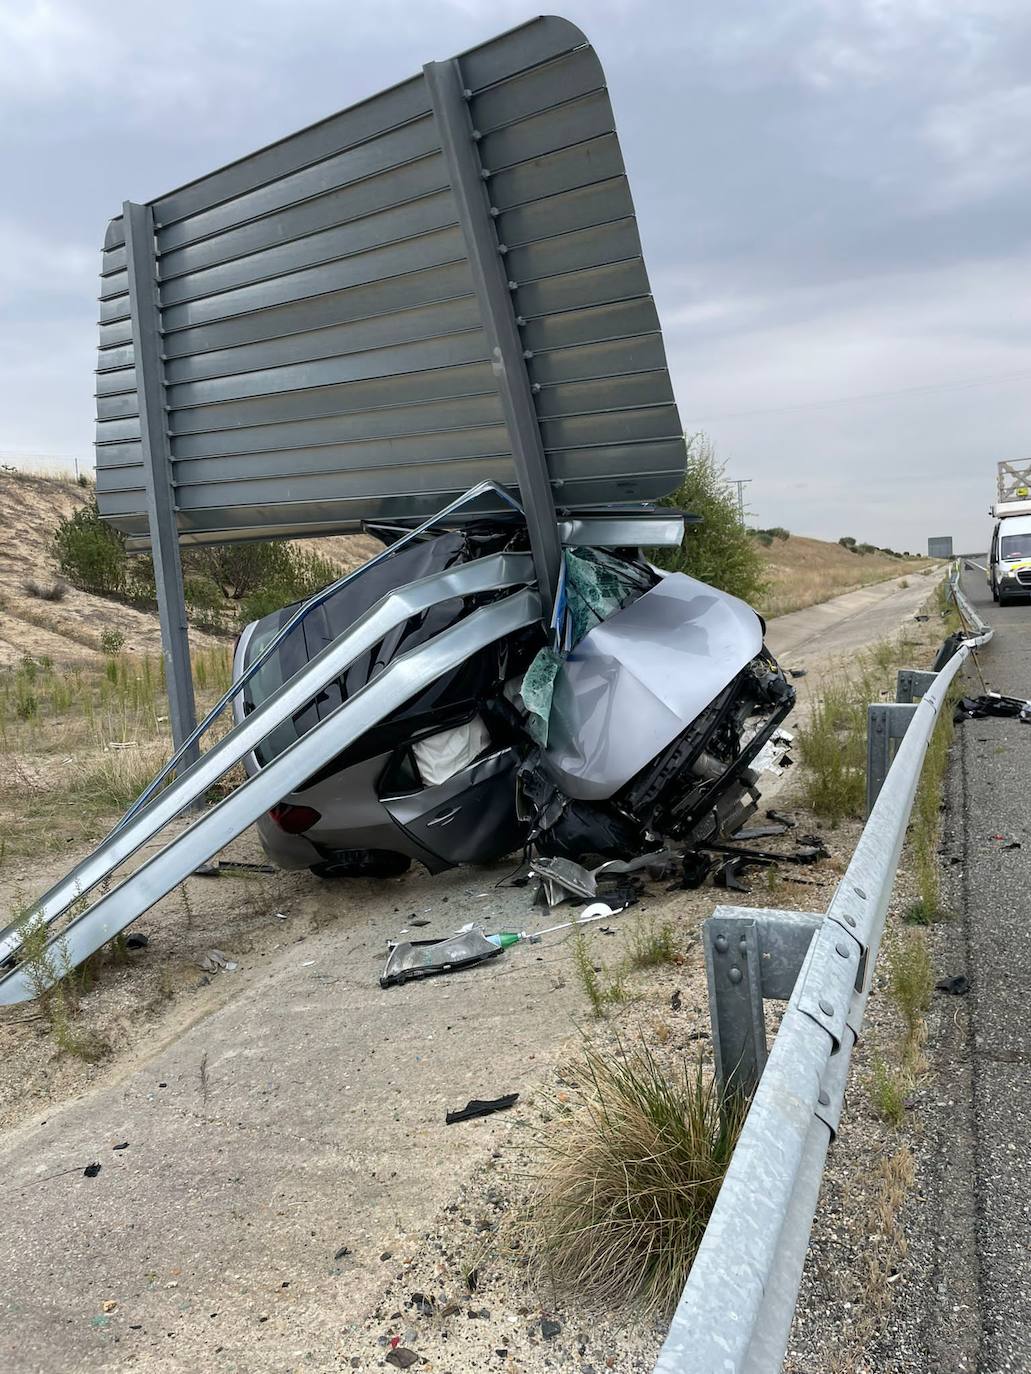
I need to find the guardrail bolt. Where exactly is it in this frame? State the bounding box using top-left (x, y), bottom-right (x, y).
top-left (835, 942), bottom-right (850, 958)
top-left (842, 913), bottom-right (857, 927)
top-left (819, 998), bottom-right (834, 1017)
top-left (818, 1090), bottom-right (831, 1107)
top-left (728, 966), bottom-right (743, 985)
top-left (714, 934), bottom-right (728, 953)
top-left (853, 886), bottom-right (867, 900)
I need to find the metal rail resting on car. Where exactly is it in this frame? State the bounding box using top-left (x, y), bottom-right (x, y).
top-left (0, 576), bottom-right (540, 1005)
top-left (653, 566), bottom-right (990, 1374)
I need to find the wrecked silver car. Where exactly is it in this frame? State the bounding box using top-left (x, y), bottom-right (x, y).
top-left (234, 522), bottom-right (794, 879)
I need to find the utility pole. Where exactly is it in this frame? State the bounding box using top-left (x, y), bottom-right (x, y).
top-left (729, 477), bottom-right (753, 524)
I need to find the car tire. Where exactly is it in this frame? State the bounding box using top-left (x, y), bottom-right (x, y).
top-left (999, 591), bottom-right (1014, 607)
top-left (991, 580), bottom-right (999, 603)
top-left (310, 850), bottom-right (412, 880)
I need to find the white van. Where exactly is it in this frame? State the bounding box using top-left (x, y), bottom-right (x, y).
top-left (988, 503), bottom-right (1031, 605)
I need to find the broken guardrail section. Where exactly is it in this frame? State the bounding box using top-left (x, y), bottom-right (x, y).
top-left (653, 568), bottom-right (991, 1373)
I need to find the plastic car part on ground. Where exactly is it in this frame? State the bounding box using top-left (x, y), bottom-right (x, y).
top-left (953, 692), bottom-right (1031, 722)
top-left (380, 903), bottom-right (619, 987)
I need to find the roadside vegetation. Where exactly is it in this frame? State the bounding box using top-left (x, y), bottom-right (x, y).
top-left (657, 434), bottom-right (932, 617)
top-left (656, 435), bottom-right (769, 605)
top-left (48, 496), bottom-right (343, 633)
top-left (526, 1038), bottom-right (745, 1315)
top-left (0, 644), bottom-right (233, 866)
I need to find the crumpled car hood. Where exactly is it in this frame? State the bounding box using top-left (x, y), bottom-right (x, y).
top-left (542, 572), bottom-right (764, 800)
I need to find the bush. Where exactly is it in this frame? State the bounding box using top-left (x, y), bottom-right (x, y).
top-left (23, 577), bottom-right (67, 602)
top-left (51, 498), bottom-right (126, 595)
top-left (99, 628), bottom-right (125, 655)
top-left (527, 1040), bottom-right (744, 1316)
top-left (656, 436), bottom-right (769, 606)
top-left (236, 546), bottom-right (340, 625)
top-left (839, 537), bottom-right (857, 548)
top-left (768, 526), bottom-right (790, 541)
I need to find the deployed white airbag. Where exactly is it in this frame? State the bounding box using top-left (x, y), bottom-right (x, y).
top-left (412, 715), bottom-right (491, 786)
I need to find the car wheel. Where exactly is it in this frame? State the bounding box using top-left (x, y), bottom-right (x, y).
top-left (991, 580), bottom-right (999, 603)
top-left (999, 591), bottom-right (1014, 607)
top-left (310, 849), bottom-right (412, 880)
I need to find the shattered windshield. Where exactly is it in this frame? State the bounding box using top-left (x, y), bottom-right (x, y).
top-left (1000, 533), bottom-right (1031, 561)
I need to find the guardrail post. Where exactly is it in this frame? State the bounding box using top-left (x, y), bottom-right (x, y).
top-left (896, 668), bottom-right (938, 703)
top-left (866, 703), bottom-right (918, 815)
top-left (704, 908), bottom-right (821, 1099)
top-left (704, 914), bottom-right (766, 1098)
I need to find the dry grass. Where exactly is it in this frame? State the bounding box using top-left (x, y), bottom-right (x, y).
top-left (0, 644), bottom-right (234, 862)
top-left (758, 535), bottom-right (932, 619)
top-left (526, 1039), bottom-right (744, 1315)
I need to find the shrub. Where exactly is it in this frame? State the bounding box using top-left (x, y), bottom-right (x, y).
top-left (526, 1040), bottom-right (744, 1315)
top-left (51, 498), bottom-right (126, 594)
top-left (656, 435), bottom-right (769, 606)
top-left (839, 536), bottom-right (857, 548)
top-left (23, 577), bottom-right (67, 602)
top-left (191, 542), bottom-right (299, 601)
top-left (99, 628), bottom-right (125, 655)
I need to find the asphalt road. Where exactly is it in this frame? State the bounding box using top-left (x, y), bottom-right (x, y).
top-left (927, 564), bottom-right (1031, 1373)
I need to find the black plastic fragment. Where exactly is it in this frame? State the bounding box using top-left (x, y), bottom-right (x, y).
top-left (83, 1163), bottom-right (101, 1178)
top-left (445, 1093), bottom-right (519, 1125)
top-left (935, 975), bottom-right (970, 996)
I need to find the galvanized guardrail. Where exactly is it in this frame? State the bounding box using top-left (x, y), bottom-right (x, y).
top-left (653, 567), bottom-right (990, 1373)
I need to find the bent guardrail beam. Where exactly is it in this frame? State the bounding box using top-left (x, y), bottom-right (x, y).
top-left (0, 553), bottom-right (535, 971)
top-left (0, 588), bottom-right (540, 1005)
top-left (654, 564), bottom-right (990, 1373)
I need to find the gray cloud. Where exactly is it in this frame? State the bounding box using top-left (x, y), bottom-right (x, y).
top-left (2, 0), bottom-right (1029, 551)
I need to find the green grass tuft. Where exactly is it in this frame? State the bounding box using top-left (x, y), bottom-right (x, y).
top-left (527, 1040), bottom-right (745, 1315)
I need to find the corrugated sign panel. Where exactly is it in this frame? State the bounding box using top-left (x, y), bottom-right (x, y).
top-left (95, 15), bottom-right (687, 545)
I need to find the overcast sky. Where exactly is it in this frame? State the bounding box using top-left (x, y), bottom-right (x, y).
top-left (2, 0), bottom-right (1029, 552)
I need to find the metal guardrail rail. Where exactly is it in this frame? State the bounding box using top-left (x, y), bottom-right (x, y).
top-left (653, 566), bottom-right (991, 1373)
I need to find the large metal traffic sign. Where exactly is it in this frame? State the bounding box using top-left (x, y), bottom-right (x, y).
top-left (94, 16), bottom-right (687, 568)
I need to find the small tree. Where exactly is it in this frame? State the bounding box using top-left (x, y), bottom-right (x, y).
top-left (656, 435), bottom-right (769, 606)
top-left (50, 498), bottom-right (127, 595)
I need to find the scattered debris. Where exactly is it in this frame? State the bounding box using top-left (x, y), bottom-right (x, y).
top-left (789, 668), bottom-right (807, 679)
top-left (385, 1349), bottom-right (420, 1370)
top-left (954, 692), bottom-right (1031, 723)
top-left (83, 1163), bottom-right (101, 1178)
top-left (196, 949), bottom-right (238, 974)
top-left (671, 989), bottom-right (683, 1012)
top-left (766, 809), bottom-right (796, 828)
top-left (732, 823), bottom-right (789, 841)
top-left (124, 932), bottom-right (149, 950)
top-left (334, 1246), bottom-right (352, 1261)
top-left (445, 1093), bottom-right (519, 1125)
top-left (112, 1142), bottom-right (129, 1151)
top-left (194, 859), bottom-right (276, 877)
top-left (541, 1318), bottom-right (562, 1340)
top-left (382, 925), bottom-right (508, 988)
top-left (935, 975), bottom-right (970, 996)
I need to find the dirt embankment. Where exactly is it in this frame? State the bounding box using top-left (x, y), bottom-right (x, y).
top-left (0, 470), bottom-right (379, 668)
top-left (760, 533), bottom-right (934, 618)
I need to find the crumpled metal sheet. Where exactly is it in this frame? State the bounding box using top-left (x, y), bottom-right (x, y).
top-left (543, 572), bottom-right (763, 801)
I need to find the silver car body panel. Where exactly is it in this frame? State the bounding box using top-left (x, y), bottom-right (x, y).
top-left (543, 572), bottom-right (763, 800)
